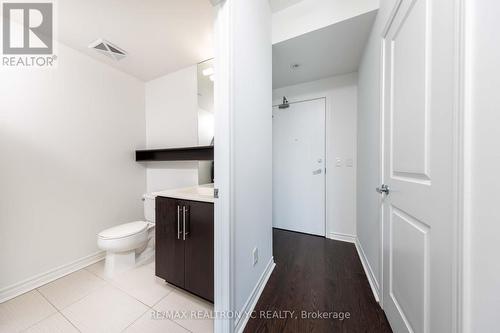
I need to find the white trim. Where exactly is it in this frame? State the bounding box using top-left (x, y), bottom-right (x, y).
top-left (327, 232), bottom-right (356, 243)
top-left (0, 251), bottom-right (105, 303)
top-left (378, 26), bottom-right (388, 310)
top-left (455, 0), bottom-right (471, 332)
top-left (355, 238), bottom-right (380, 303)
top-left (235, 257), bottom-right (276, 333)
top-left (213, 1), bottom-right (235, 333)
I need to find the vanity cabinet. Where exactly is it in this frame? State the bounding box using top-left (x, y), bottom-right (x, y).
top-left (155, 196), bottom-right (214, 302)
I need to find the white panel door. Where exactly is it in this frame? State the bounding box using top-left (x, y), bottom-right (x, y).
top-left (381, 0), bottom-right (456, 332)
top-left (272, 98), bottom-right (325, 236)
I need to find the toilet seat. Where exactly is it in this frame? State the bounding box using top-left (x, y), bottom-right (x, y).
top-left (98, 221), bottom-right (148, 240)
top-left (97, 221), bottom-right (150, 253)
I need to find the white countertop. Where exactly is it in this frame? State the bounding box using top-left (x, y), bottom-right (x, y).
top-left (153, 184), bottom-right (214, 203)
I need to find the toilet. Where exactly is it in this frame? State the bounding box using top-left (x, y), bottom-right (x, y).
top-left (97, 194), bottom-right (155, 278)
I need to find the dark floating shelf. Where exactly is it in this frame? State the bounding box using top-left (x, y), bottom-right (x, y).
top-left (136, 146), bottom-right (214, 162)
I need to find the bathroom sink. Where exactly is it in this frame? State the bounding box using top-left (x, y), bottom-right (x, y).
top-left (154, 184), bottom-right (215, 203)
top-left (179, 185), bottom-right (214, 197)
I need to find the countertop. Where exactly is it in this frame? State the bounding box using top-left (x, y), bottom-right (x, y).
top-left (153, 184), bottom-right (214, 203)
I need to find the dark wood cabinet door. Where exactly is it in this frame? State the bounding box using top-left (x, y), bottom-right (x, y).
top-left (155, 197), bottom-right (185, 288)
top-left (184, 201), bottom-right (214, 302)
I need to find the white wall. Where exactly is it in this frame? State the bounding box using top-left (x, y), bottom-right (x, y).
top-left (356, 0), bottom-right (397, 299)
top-left (144, 66), bottom-right (200, 192)
top-left (0, 42), bottom-right (146, 295)
top-left (272, 0), bottom-right (379, 44)
top-left (228, 0), bottom-right (273, 323)
top-left (273, 73), bottom-right (358, 240)
top-left (466, 1), bottom-right (500, 331)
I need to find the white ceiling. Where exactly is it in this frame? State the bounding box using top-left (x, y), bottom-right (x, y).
top-left (272, 10), bottom-right (377, 88)
top-left (269, 0), bottom-right (305, 12)
top-left (57, 0), bottom-right (214, 82)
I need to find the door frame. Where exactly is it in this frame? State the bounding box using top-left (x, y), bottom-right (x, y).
top-left (455, 0), bottom-right (472, 332)
top-left (377, 1), bottom-right (469, 332)
top-left (271, 97), bottom-right (327, 237)
top-left (212, 1), bottom-right (234, 332)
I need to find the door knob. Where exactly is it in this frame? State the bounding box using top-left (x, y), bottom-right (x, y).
top-left (376, 184), bottom-right (390, 195)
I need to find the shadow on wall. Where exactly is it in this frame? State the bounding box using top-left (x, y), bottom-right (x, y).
top-left (0, 125), bottom-right (144, 291)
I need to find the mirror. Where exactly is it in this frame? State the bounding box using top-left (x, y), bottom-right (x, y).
top-left (197, 58), bottom-right (214, 185)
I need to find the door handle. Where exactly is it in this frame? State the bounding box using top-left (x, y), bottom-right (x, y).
top-left (177, 205), bottom-right (181, 240)
top-left (376, 184), bottom-right (390, 195)
top-left (182, 206), bottom-right (189, 240)
top-left (312, 169), bottom-right (322, 175)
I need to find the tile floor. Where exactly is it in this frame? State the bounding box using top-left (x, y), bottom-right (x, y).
top-left (0, 259), bottom-right (214, 333)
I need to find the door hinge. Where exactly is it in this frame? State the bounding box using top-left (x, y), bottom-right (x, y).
top-left (214, 188), bottom-right (219, 199)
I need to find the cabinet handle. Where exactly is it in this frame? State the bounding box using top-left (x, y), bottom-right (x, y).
top-left (177, 205), bottom-right (181, 240)
top-left (183, 206), bottom-right (189, 240)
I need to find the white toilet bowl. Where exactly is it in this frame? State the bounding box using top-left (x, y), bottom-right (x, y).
top-left (97, 194), bottom-right (155, 278)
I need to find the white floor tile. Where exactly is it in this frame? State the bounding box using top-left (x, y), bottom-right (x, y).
top-left (38, 269), bottom-right (105, 310)
top-left (124, 310), bottom-right (189, 333)
top-left (23, 313), bottom-right (78, 333)
top-left (111, 263), bottom-right (173, 307)
top-left (154, 290), bottom-right (214, 333)
top-left (2, 258), bottom-right (213, 333)
top-left (144, 260), bottom-right (155, 273)
top-left (61, 284), bottom-right (148, 333)
top-left (84, 260), bottom-right (108, 280)
top-left (0, 290), bottom-right (56, 332)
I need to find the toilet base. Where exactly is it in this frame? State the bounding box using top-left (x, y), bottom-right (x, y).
top-left (103, 231), bottom-right (155, 278)
top-left (104, 250), bottom-right (136, 278)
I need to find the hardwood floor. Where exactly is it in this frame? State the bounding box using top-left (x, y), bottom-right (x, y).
top-left (244, 229), bottom-right (392, 333)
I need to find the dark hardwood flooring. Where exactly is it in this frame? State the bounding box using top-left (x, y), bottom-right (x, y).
top-left (244, 229), bottom-right (392, 333)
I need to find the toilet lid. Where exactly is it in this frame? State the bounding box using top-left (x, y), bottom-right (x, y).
top-left (98, 221), bottom-right (148, 240)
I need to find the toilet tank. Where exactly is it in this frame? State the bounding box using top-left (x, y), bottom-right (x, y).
top-left (143, 194), bottom-right (156, 223)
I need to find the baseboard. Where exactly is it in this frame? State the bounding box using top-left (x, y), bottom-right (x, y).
top-left (327, 232), bottom-right (356, 243)
top-left (354, 238), bottom-right (380, 303)
top-left (235, 257), bottom-right (276, 333)
top-left (327, 233), bottom-right (380, 302)
top-left (0, 251), bottom-right (105, 303)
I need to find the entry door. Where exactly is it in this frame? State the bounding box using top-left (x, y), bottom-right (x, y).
top-left (381, 0), bottom-right (456, 332)
top-left (272, 98), bottom-right (325, 236)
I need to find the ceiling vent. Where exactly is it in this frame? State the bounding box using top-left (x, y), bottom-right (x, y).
top-left (88, 39), bottom-right (127, 61)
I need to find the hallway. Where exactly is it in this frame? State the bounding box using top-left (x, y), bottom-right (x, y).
top-left (244, 229), bottom-right (392, 333)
